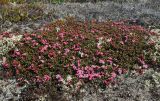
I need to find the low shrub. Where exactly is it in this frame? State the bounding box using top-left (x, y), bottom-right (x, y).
top-left (0, 3), bottom-right (45, 23)
top-left (0, 0), bottom-right (25, 4)
top-left (1, 17), bottom-right (158, 90)
top-left (0, 0), bottom-right (9, 5)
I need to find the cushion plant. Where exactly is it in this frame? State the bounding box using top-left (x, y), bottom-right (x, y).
top-left (1, 17), bottom-right (158, 90)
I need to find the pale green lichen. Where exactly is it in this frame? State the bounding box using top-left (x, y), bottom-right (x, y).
top-left (145, 80), bottom-right (153, 91)
top-left (147, 29), bottom-right (160, 63)
top-left (144, 69), bottom-right (160, 89)
top-left (152, 72), bottom-right (160, 88)
top-left (0, 35), bottom-right (22, 56)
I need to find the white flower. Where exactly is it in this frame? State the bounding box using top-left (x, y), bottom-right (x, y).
top-left (55, 27), bottom-right (60, 32)
top-left (78, 51), bottom-right (84, 57)
top-left (129, 32), bottom-right (134, 35)
top-left (97, 37), bottom-right (104, 49)
top-left (67, 75), bottom-right (72, 82)
top-left (98, 37), bottom-right (103, 44)
top-left (12, 35), bottom-right (23, 41)
top-left (106, 38), bottom-right (112, 42)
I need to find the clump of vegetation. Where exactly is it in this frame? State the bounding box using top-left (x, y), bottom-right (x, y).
top-left (0, 3), bottom-right (46, 23)
top-left (0, 0), bottom-right (10, 5)
top-left (27, 3), bottom-right (45, 20)
top-left (10, 0), bottom-right (25, 3)
top-left (1, 17), bottom-right (158, 99)
top-left (1, 7), bottom-right (27, 22)
top-left (0, 0), bottom-right (25, 4)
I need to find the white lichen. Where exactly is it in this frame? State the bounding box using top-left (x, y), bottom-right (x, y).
top-left (0, 79), bottom-right (27, 101)
top-left (0, 35), bottom-right (22, 56)
top-left (152, 72), bottom-right (160, 88)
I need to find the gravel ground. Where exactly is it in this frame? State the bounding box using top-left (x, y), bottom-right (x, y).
top-left (0, 0), bottom-right (160, 33)
top-left (52, 1), bottom-right (160, 26)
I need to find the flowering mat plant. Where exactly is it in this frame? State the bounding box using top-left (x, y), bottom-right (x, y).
top-left (0, 17), bottom-right (159, 99)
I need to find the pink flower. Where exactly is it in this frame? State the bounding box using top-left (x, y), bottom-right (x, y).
top-left (53, 43), bottom-right (61, 49)
top-left (111, 72), bottom-right (117, 78)
top-left (27, 64), bottom-right (38, 74)
top-left (32, 41), bottom-right (39, 46)
top-left (37, 35), bottom-right (42, 39)
top-left (43, 75), bottom-right (51, 81)
top-left (73, 44), bottom-right (81, 51)
top-left (59, 32), bottom-right (65, 38)
top-left (14, 51), bottom-right (21, 56)
top-left (77, 60), bottom-right (81, 67)
top-left (99, 59), bottom-right (105, 64)
top-left (24, 36), bottom-right (32, 41)
top-left (12, 60), bottom-right (20, 67)
top-left (0, 35), bottom-right (3, 40)
top-left (117, 68), bottom-right (122, 74)
top-left (76, 69), bottom-right (84, 78)
top-left (89, 74), bottom-right (94, 80)
top-left (107, 57), bottom-right (113, 65)
top-left (64, 48), bottom-right (70, 55)
top-left (93, 57), bottom-right (96, 61)
top-left (120, 41), bottom-right (124, 45)
top-left (71, 63), bottom-right (77, 70)
top-left (48, 50), bottom-right (55, 58)
top-left (31, 40), bottom-right (36, 43)
top-left (148, 40), bottom-right (156, 45)
top-left (102, 65), bottom-right (108, 69)
top-left (143, 64), bottom-right (148, 69)
top-left (149, 32), bottom-right (157, 35)
top-left (104, 80), bottom-right (110, 86)
top-left (124, 35), bottom-right (128, 42)
top-left (56, 74), bottom-right (63, 82)
top-left (17, 78), bottom-right (23, 81)
top-left (132, 39), bottom-right (136, 43)
top-left (138, 57), bottom-right (146, 65)
top-left (35, 76), bottom-right (43, 83)
top-left (31, 34), bottom-right (36, 37)
top-left (69, 39), bottom-right (74, 41)
top-left (41, 39), bottom-right (48, 44)
top-left (39, 45), bottom-right (48, 53)
top-left (91, 29), bottom-right (96, 33)
top-left (2, 63), bottom-right (9, 68)
top-left (63, 41), bottom-right (68, 45)
top-left (16, 69), bottom-right (19, 75)
top-left (96, 51), bottom-right (104, 56)
top-left (97, 44), bottom-right (102, 49)
top-left (2, 57), bottom-right (6, 64)
top-left (88, 73), bottom-right (101, 80)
